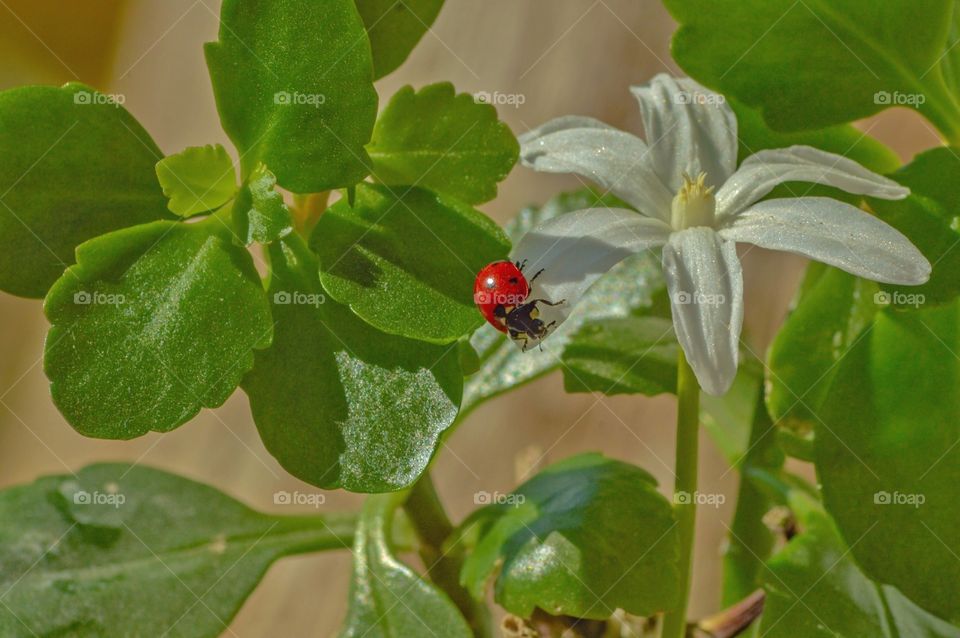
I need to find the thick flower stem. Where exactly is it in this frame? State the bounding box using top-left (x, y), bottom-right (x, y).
top-left (292, 191), bottom-right (330, 237)
top-left (662, 348), bottom-right (701, 638)
top-left (404, 472), bottom-right (491, 637)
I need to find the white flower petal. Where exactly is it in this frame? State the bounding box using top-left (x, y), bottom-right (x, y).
top-left (518, 115), bottom-right (617, 142)
top-left (715, 145), bottom-right (909, 218)
top-left (631, 74), bottom-right (738, 192)
top-left (508, 208), bottom-right (672, 348)
top-left (718, 197), bottom-right (931, 284)
top-left (519, 121), bottom-right (673, 221)
top-left (662, 228), bottom-right (743, 396)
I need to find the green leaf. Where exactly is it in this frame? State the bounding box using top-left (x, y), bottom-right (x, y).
top-left (312, 183), bottom-right (510, 344)
top-left (242, 235), bottom-right (462, 493)
top-left (761, 492), bottom-right (960, 638)
top-left (769, 146), bottom-right (960, 443)
top-left (367, 83), bottom-right (519, 204)
top-left (155, 144), bottom-right (237, 218)
top-left (205, 0), bottom-right (378, 192)
top-left (720, 380), bottom-right (784, 607)
top-left (0, 463), bottom-right (355, 638)
top-left (44, 219), bottom-right (273, 438)
top-left (341, 492), bottom-right (471, 637)
top-left (560, 315), bottom-right (678, 396)
top-left (891, 146), bottom-right (960, 212)
top-left (461, 453), bottom-right (680, 619)
top-left (463, 190), bottom-right (664, 414)
top-left (665, 0), bottom-right (960, 137)
top-left (815, 300), bottom-right (960, 623)
top-left (232, 164), bottom-right (293, 245)
top-left (766, 263), bottom-right (878, 441)
top-left (869, 147), bottom-right (960, 307)
top-left (457, 338), bottom-right (481, 375)
top-left (700, 357), bottom-right (765, 468)
top-left (730, 98), bottom-right (900, 173)
top-left (355, 0), bottom-right (445, 80)
top-left (942, 2), bottom-right (960, 98)
top-left (0, 83), bottom-right (170, 298)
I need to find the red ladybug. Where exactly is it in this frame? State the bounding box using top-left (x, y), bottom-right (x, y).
top-left (474, 260), bottom-right (530, 330)
top-left (473, 260), bottom-right (565, 350)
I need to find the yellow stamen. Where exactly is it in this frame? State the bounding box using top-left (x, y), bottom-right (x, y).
top-left (671, 172), bottom-right (716, 230)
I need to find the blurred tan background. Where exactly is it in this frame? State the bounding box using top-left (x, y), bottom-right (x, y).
top-left (0, 1), bottom-right (942, 636)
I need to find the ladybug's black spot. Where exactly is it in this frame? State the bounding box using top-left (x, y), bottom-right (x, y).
top-left (508, 277), bottom-right (518, 284)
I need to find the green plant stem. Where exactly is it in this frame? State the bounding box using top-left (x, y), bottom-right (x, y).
top-left (270, 511), bottom-right (359, 551)
top-left (662, 348), bottom-right (701, 638)
top-left (197, 200), bottom-right (236, 233)
top-left (292, 191), bottom-right (330, 237)
top-left (404, 472), bottom-right (491, 637)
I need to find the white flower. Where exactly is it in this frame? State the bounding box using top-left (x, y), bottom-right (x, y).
top-left (512, 74), bottom-right (930, 395)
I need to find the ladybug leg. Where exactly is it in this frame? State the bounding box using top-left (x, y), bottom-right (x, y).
top-left (527, 298), bottom-right (566, 307)
top-left (515, 258), bottom-right (528, 272)
top-left (528, 268), bottom-right (545, 285)
top-left (539, 320), bottom-right (557, 339)
top-left (508, 327), bottom-right (530, 351)
top-left (518, 334), bottom-right (531, 352)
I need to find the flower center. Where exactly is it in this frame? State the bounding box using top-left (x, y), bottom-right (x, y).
top-left (671, 172), bottom-right (716, 230)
